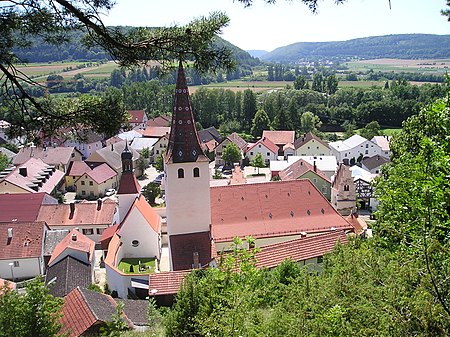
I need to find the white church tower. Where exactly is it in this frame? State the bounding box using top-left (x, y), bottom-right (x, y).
top-left (165, 61), bottom-right (212, 271)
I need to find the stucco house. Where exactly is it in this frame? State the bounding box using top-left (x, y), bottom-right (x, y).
top-left (262, 130), bottom-right (295, 156)
top-left (329, 134), bottom-right (382, 165)
top-left (246, 137), bottom-right (279, 165)
top-left (127, 110), bottom-right (149, 130)
top-left (214, 133), bottom-right (247, 167)
top-left (13, 146), bottom-right (82, 173)
top-left (294, 132), bottom-right (329, 156)
top-left (361, 155), bottom-right (390, 175)
top-left (67, 162), bottom-right (118, 198)
top-left (371, 135), bottom-right (391, 159)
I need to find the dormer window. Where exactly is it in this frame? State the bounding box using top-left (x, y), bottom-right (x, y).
top-left (178, 168), bottom-right (184, 178)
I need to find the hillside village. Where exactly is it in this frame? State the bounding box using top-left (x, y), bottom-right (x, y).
top-left (0, 62), bottom-right (394, 334)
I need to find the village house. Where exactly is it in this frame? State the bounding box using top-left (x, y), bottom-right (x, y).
top-left (151, 134), bottom-right (169, 163)
top-left (246, 137), bottom-right (279, 165)
top-left (329, 134), bottom-right (382, 165)
top-left (271, 155), bottom-right (338, 180)
top-left (62, 130), bottom-right (104, 160)
top-left (127, 110), bottom-right (149, 130)
top-left (294, 131), bottom-right (330, 156)
top-left (146, 115), bottom-right (171, 128)
top-left (361, 155), bottom-right (390, 175)
top-left (0, 192), bottom-right (58, 223)
top-left (13, 146), bottom-right (82, 173)
top-left (262, 130), bottom-right (295, 156)
top-left (214, 132), bottom-right (247, 167)
top-left (0, 158), bottom-right (65, 195)
top-left (371, 135), bottom-right (391, 158)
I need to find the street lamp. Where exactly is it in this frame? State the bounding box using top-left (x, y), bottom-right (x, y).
top-left (8, 262), bottom-right (14, 281)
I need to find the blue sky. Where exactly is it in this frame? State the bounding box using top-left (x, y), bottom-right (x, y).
top-left (101, 0), bottom-right (450, 52)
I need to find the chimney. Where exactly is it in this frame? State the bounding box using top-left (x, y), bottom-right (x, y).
top-left (193, 252), bottom-right (199, 269)
top-left (69, 202), bottom-right (75, 219)
top-left (19, 167), bottom-right (27, 177)
top-left (97, 198), bottom-right (102, 211)
top-left (313, 161), bottom-right (317, 172)
top-left (111, 143), bottom-right (114, 151)
top-left (71, 233), bottom-right (77, 241)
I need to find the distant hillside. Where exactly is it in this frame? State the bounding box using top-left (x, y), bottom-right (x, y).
top-left (247, 50), bottom-right (268, 58)
top-left (262, 34), bottom-right (450, 63)
top-left (14, 27), bottom-right (259, 67)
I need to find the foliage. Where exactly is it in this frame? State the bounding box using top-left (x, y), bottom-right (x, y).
top-left (99, 302), bottom-right (129, 337)
top-left (154, 154), bottom-right (165, 172)
top-left (0, 153), bottom-right (10, 172)
top-left (359, 120), bottom-right (382, 140)
top-left (300, 111), bottom-right (322, 134)
top-left (141, 182), bottom-right (161, 205)
top-left (87, 283), bottom-right (103, 293)
top-left (250, 152), bottom-right (265, 174)
top-left (251, 108), bottom-right (271, 138)
top-left (222, 142), bottom-right (242, 166)
top-left (136, 157), bottom-right (148, 178)
top-left (140, 147), bottom-right (150, 159)
top-left (0, 278), bottom-right (64, 337)
top-left (374, 90), bottom-right (450, 317)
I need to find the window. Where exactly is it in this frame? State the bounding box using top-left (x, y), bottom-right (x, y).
top-left (81, 181), bottom-right (85, 185)
top-left (250, 152), bottom-right (254, 156)
top-left (82, 190), bottom-right (86, 195)
top-left (82, 228), bottom-right (94, 235)
top-left (96, 228), bottom-right (104, 235)
top-left (193, 167), bottom-right (200, 177)
top-left (313, 178), bottom-right (317, 183)
top-left (217, 152), bottom-right (222, 156)
top-left (178, 168), bottom-right (184, 178)
top-left (366, 144), bottom-right (369, 148)
top-left (365, 150), bottom-right (368, 154)
top-left (89, 181), bottom-right (93, 186)
top-left (156, 150), bottom-right (159, 154)
top-left (344, 184), bottom-right (350, 191)
top-left (258, 144), bottom-right (261, 148)
top-left (89, 191), bottom-right (94, 196)
top-left (13, 261), bottom-right (19, 267)
top-left (132, 240), bottom-right (139, 247)
top-left (267, 152), bottom-right (270, 156)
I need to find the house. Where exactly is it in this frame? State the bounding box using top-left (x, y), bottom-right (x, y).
top-left (62, 130), bottom-right (104, 160)
top-left (43, 229), bottom-right (70, 268)
top-left (105, 194), bottom-right (161, 298)
top-left (294, 132), bottom-right (329, 156)
top-left (371, 135), bottom-right (391, 158)
top-left (272, 156), bottom-right (337, 180)
top-left (150, 134), bottom-right (169, 163)
top-left (331, 163), bottom-right (356, 215)
top-left (148, 269), bottom-right (191, 306)
top-left (0, 158), bottom-right (65, 195)
top-left (86, 141), bottom-right (141, 178)
top-left (350, 165), bottom-right (378, 210)
top-left (283, 143), bottom-right (295, 158)
top-left (262, 130), bottom-right (295, 156)
top-left (13, 146), bottom-right (82, 173)
top-left (60, 287), bottom-right (149, 337)
top-left (214, 133), bottom-right (247, 167)
top-left (146, 115), bottom-right (171, 128)
top-left (118, 130), bottom-right (142, 144)
top-left (0, 146), bottom-right (16, 163)
top-left (130, 137), bottom-right (158, 155)
top-left (48, 229), bottom-right (95, 268)
top-left (0, 192), bottom-right (58, 223)
top-left (66, 161), bottom-right (118, 198)
top-left (127, 110), bottom-right (148, 130)
top-left (246, 137), bottom-right (279, 165)
top-left (362, 155), bottom-right (390, 175)
top-left (329, 134), bottom-right (382, 165)
top-left (198, 126), bottom-right (222, 144)
top-left (37, 199), bottom-right (117, 243)
top-left (0, 221), bottom-right (48, 281)
top-left (278, 159), bottom-right (332, 200)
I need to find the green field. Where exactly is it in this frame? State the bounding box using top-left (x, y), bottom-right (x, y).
top-left (117, 258), bottom-right (156, 274)
top-left (346, 58), bottom-right (450, 74)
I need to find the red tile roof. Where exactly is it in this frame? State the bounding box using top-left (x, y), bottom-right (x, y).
top-left (0, 192), bottom-right (55, 223)
top-left (127, 110), bottom-right (146, 124)
top-left (139, 126), bottom-right (171, 138)
top-left (0, 278), bottom-right (16, 291)
top-left (37, 200), bottom-right (116, 227)
top-left (117, 172), bottom-right (141, 195)
top-left (294, 131), bottom-right (329, 150)
top-left (346, 213), bottom-right (367, 235)
top-left (279, 159), bottom-right (331, 183)
top-left (13, 146), bottom-right (79, 166)
top-left (48, 229), bottom-right (95, 266)
top-left (247, 137), bottom-right (279, 154)
top-left (262, 130), bottom-right (295, 146)
top-left (99, 223), bottom-right (119, 246)
top-left (169, 231), bottom-right (212, 271)
top-left (255, 231), bottom-right (348, 269)
top-left (227, 132), bottom-right (248, 151)
top-left (67, 161), bottom-right (91, 177)
top-left (210, 180), bottom-right (353, 242)
top-left (146, 115), bottom-right (171, 127)
top-left (122, 195), bottom-right (161, 232)
top-left (0, 221), bottom-right (47, 259)
top-left (148, 270), bottom-right (191, 296)
top-left (86, 163), bottom-right (117, 184)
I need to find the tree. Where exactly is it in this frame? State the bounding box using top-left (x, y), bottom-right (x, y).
top-left (294, 75), bottom-right (307, 90)
top-left (136, 157), bottom-right (147, 178)
top-left (141, 182), bottom-right (161, 205)
top-left (251, 108), bottom-right (271, 138)
top-left (0, 153), bottom-right (9, 172)
top-left (100, 302), bottom-right (129, 337)
top-left (154, 154), bottom-right (164, 172)
top-left (242, 89), bottom-right (257, 132)
top-left (0, 278), bottom-right (64, 337)
top-left (222, 143), bottom-right (242, 166)
top-left (300, 111), bottom-right (321, 134)
top-left (140, 147), bottom-right (150, 159)
top-left (251, 152), bottom-right (265, 174)
top-left (359, 120), bottom-right (382, 140)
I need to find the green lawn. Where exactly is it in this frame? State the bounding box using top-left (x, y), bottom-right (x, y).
top-left (118, 258), bottom-right (156, 274)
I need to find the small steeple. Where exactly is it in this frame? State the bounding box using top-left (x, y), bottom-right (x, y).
top-left (121, 142), bottom-right (133, 173)
top-left (166, 61), bottom-right (207, 164)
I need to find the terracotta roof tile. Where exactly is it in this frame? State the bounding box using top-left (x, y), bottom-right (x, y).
top-left (294, 132), bottom-right (329, 150)
top-left (262, 130), bottom-right (295, 146)
top-left (169, 232), bottom-right (212, 271)
top-left (255, 231), bottom-right (348, 269)
top-left (346, 213), bottom-right (367, 235)
top-left (210, 180), bottom-right (353, 242)
top-left (60, 288), bottom-right (97, 337)
top-left (279, 159), bottom-right (331, 183)
top-left (117, 172), bottom-right (141, 195)
top-left (139, 126), bottom-right (171, 138)
top-left (86, 163), bottom-right (117, 184)
top-left (146, 115), bottom-right (171, 127)
top-left (149, 270), bottom-right (191, 296)
top-left (48, 229), bottom-right (95, 266)
top-left (0, 221), bottom-right (46, 259)
top-left (124, 195), bottom-right (161, 233)
top-left (37, 200), bottom-right (116, 227)
top-left (0, 278), bottom-right (16, 291)
top-left (99, 223), bottom-right (119, 245)
top-left (127, 110), bottom-right (146, 123)
top-left (227, 132), bottom-right (248, 151)
top-left (67, 161), bottom-right (91, 177)
top-left (13, 146), bottom-right (79, 166)
top-left (247, 137), bottom-right (279, 154)
top-left (0, 192), bottom-right (55, 223)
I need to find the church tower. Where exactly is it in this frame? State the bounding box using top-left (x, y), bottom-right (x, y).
top-left (117, 142), bottom-right (140, 223)
top-left (165, 61), bottom-right (212, 271)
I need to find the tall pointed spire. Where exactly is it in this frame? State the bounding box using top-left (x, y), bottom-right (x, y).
top-left (166, 61), bottom-right (207, 164)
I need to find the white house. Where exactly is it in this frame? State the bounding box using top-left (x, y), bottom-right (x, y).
top-left (371, 135), bottom-right (391, 159)
top-left (329, 134), bottom-right (382, 165)
top-left (294, 132), bottom-right (329, 156)
top-left (246, 137), bottom-right (279, 165)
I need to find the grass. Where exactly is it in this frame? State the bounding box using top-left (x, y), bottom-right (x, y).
top-left (118, 258), bottom-right (156, 274)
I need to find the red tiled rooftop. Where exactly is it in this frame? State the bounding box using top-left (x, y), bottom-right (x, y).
top-left (0, 192), bottom-right (53, 223)
top-left (87, 163), bottom-right (117, 184)
top-left (255, 230), bottom-right (348, 269)
top-left (128, 110), bottom-right (146, 123)
top-left (13, 146), bottom-right (79, 166)
top-left (117, 172), bottom-right (141, 195)
top-left (279, 159), bottom-right (331, 183)
top-left (139, 126), bottom-right (170, 138)
top-left (48, 229), bottom-right (95, 266)
top-left (146, 115), bottom-right (171, 127)
top-left (148, 270), bottom-right (191, 296)
top-left (262, 130), bottom-right (295, 146)
top-left (294, 131), bottom-right (329, 150)
top-left (169, 232), bottom-right (212, 271)
top-left (210, 180), bottom-right (353, 242)
top-left (247, 137), bottom-right (279, 154)
top-left (0, 221), bottom-right (47, 259)
top-left (67, 161), bottom-right (91, 177)
top-left (37, 200), bottom-right (116, 227)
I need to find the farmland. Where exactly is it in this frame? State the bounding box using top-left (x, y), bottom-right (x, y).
top-left (346, 58), bottom-right (450, 74)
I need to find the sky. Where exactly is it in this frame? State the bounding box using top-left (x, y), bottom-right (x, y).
top-left (101, 0), bottom-right (450, 52)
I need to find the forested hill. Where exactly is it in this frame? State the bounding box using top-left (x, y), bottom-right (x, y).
top-left (262, 34), bottom-right (450, 63)
top-left (14, 27), bottom-right (259, 66)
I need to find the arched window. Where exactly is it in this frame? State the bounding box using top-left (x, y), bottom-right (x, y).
top-left (178, 168), bottom-right (184, 178)
top-left (344, 184), bottom-right (349, 191)
top-left (193, 167), bottom-right (200, 177)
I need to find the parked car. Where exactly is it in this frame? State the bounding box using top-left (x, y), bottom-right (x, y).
top-left (153, 173), bottom-right (164, 185)
top-left (105, 188), bottom-right (116, 196)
